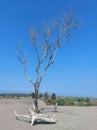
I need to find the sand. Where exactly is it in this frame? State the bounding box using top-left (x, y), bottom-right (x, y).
top-left (0, 98), bottom-right (97, 130)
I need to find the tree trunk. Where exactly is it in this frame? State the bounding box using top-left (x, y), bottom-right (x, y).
top-left (34, 86), bottom-right (39, 113)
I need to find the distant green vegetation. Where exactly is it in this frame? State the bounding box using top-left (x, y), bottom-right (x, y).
top-left (0, 93), bottom-right (31, 99)
top-left (55, 97), bottom-right (93, 106)
top-left (0, 92), bottom-right (97, 106)
top-left (41, 93), bottom-right (97, 106)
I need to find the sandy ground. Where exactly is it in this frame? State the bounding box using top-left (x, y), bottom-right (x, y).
top-left (0, 98), bottom-right (97, 130)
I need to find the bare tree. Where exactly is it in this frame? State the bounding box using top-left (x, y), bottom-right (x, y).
top-left (16, 11), bottom-right (78, 113)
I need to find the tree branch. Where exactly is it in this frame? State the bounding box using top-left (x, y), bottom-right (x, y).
top-left (31, 27), bottom-right (40, 64)
top-left (41, 57), bottom-right (54, 80)
top-left (16, 43), bottom-right (35, 86)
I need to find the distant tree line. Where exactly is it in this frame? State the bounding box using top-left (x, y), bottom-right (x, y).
top-left (0, 93), bottom-right (31, 99)
top-left (45, 95), bottom-right (97, 106)
top-left (0, 92), bottom-right (97, 106)
top-left (31, 92), bottom-right (56, 100)
top-left (31, 92), bottom-right (97, 106)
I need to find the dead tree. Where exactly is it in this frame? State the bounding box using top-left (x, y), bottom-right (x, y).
top-left (16, 11), bottom-right (78, 113)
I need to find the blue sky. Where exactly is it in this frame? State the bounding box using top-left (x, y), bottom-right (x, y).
top-left (0, 0), bottom-right (97, 97)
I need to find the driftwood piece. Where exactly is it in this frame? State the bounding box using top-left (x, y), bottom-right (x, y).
top-left (14, 107), bottom-right (56, 126)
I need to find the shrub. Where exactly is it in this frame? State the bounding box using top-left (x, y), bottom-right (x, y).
top-left (31, 92), bottom-right (35, 98)
top-left (38, 93), bottom-right (43, 98)
top-left (51, 93), bottom-right (56, 100)
top-left (77, 98), bottom-right (82, 102)
top-left (68, 100), bottom-right (75, 106)
top-left (44, 92), bottom-right (49, 100)
top-left (87, 102), bottom-right (92, 106)
top-left (57, 98), bottom-right (65, 106)
top-left (46, 99), bottom-right (52, 105)
top-left (86, 97), bottom-right (90, 103)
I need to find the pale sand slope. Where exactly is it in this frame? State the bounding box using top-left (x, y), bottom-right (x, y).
top-left (0, 98), bottom-right (97, 130)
